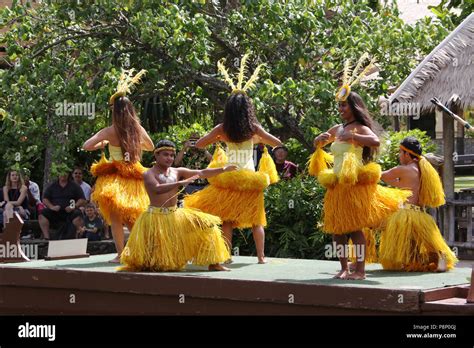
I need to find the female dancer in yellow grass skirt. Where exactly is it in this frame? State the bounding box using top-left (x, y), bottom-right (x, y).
top-left (83, 70), bottom-right (154, 263)
top-left (309, 91), bottom-right (411, 280)
top-left (184, 54), bottom-right (282, 264)
top-left (120, 140), bottom-right (235, 272)
top-left (380, 136), bottom-right (458, 272)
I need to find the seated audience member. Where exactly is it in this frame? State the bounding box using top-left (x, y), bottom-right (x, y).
top-left (22, 168), bottom-right (41, 218)
top-left (3, 169), bottom-right (30, 223)
top-left (78, 203), bottom-right (103, 241)
top-left (273, 145), bottom-right (299, 179)
top-left (72, 167), bottom-right (92, 201)
top-left (39, 168), bottom-right (86, 240)
top-left (0, 190), bottom-right (5, 229)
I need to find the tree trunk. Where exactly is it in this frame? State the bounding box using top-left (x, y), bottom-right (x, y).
top-left (42, 112), bottom-right (54, 190)
top-left (42, 112), bottom-right (68, 190)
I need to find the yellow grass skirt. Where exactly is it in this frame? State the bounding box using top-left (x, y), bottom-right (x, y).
top-left (91, 154), bottom-right (149, 226)
top-left (184, 170), bottom-right (269, 228)
top-left (379, 205), bottom-right (458, 272)
top-left (119, 206), bottom-right (230, 271)
top-left (318, 163), bottom-right (411, 234)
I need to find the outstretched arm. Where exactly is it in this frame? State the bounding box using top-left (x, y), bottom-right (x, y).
top-left (178, 165), bottom-right (237, 180)
top-left (381, 166), bottom-right (405, 188)
top-left (83, 128), bottom-right (109, 151)
top-left (140, 126), bottom-right (155, 152)
top-left (144, 171), bottom-right (191, 195)
top-left (255, 125), bottom-right (282, 147)
top-left (195, 125), bottom-right (223, 148)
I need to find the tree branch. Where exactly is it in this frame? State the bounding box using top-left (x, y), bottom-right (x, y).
top-left (30, 31), bottom-right (120, 59)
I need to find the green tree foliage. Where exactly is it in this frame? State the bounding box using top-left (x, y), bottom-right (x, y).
top-left (234, 175), bottom-right (331, 259)
top-left (0, 0), bottom-right (453, 188)
top-left (429, 0), bottom-right (474, 25)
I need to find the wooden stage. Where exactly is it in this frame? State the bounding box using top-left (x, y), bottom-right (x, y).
top-left (0, 255), bottom-right (472, 315)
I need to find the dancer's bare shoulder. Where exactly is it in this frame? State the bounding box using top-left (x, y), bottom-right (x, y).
top-left (330, 124), bottom-right (343, 135)
top-left (101, 126), bottom-right (120, 145)
top-left (213, 123), bottom-right (229, 142)
top-left (143, 168), bottom-right (157, 185)
top-left (253, 124), bottom-right (282, 147)
top-left (355, 124), bottom-right (374, 135)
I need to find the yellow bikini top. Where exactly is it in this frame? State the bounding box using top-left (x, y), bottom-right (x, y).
top-left (108, 144), bottom-right (124, 161)
top-left (330, 141), bottom-right (363, 174)
top-left (226, 139), bottom-right (255, 171)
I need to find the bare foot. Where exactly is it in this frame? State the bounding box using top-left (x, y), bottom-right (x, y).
top-left (108, 255), bottom-right (121, 264)
top-left (208, 264), bottom-right (230, 271)
top-left (345, 271), bottom-right (366, 280)
top-left (333, 269), bottom-right (350, 279)
top-left (258, 257), bottom-right (267, 264)
top-left (224, 258), bottom-right (233, 264)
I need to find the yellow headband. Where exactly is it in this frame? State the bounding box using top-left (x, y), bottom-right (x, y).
top-left (400, 145), bottom-right (422, 159)
top-left (154, 146), bottom-right (176, 154)
top-left (217, 53), bottom-right (265, 94)
top-left (336, 53), bottom-right (376, 102)
top-left (109, 69), bottom-right (147, 105)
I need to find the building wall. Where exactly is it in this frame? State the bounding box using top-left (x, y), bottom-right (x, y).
top-left (433, 138), bottom-right (474, 155)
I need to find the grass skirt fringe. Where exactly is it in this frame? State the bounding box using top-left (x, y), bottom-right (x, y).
top-left (319, 163), bottom-right (411, 234)
top-left (379, 205), bottom-right (458, 272)
top-left (184, 170), bottom-right (269, 228)
top-left (119, 206), bottom-right (230, 271)
top-left (91, 154), bottom-right (149, 226)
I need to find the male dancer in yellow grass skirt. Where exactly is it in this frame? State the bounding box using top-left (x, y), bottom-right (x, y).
top-left (119, 140), bottom-right (237, 272)
top-left (380, 136), bottom-right (458, 272)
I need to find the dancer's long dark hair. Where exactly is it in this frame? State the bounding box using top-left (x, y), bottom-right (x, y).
top-left (112, 96), bottom-right (142, 162)
top-left (223, 92), bottom-right (259, 143)
top-left (346, 91), bottom-right (378, 163)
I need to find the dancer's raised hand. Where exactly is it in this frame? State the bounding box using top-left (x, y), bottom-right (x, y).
top-left (314, 132), bottom-right (331, 147)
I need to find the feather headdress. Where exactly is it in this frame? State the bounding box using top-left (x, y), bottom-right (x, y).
top-left (335, 53), bottom-right (376, 102)
top-left (217, 53), bottom-right (265, 94)
top-left (109, 69), bottom-right (147, 105)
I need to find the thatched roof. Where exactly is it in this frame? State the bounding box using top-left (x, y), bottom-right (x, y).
top-left (389, 13), bottom-right (474, 112)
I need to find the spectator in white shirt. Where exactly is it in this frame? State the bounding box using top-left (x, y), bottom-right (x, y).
top-left (72, 167), bottom-right (91, 201)
top-left (23, 168), bottom-right (41, 203)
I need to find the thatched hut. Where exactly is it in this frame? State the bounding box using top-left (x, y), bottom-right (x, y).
top-left (388, 13), bottom-right (474, 249)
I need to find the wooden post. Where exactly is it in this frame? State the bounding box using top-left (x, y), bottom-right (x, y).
top-left (393, 115), bottom-right (400, 132)
top-left (442, 110), bottom-right (455, 244)
top-left (467, 266), bottom-right (474, 303)
top-left (0, 212), bottom-right (30, 263)
top-left (467, 203), bottom-right (473, 244)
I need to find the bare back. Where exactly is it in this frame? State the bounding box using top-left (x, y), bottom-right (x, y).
top-left (399, 162), bottom-right (420, 205)
top-left (103, 126), bottom-right (121, 147)
top-left (82, 125), bottom-right (154, 153)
